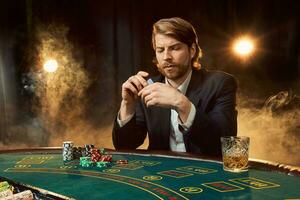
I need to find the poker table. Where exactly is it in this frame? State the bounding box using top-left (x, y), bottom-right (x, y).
top-left (0, 148), bottom-right (299, 200)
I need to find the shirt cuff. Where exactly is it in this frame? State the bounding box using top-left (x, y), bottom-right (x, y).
top-left (178, 103), bottom-right (196, 131)
top-left (117, 112), bottom-right (134, 127)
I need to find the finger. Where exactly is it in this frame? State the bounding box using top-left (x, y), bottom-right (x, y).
top-left (136, 71), bottom-right (149, 87)
top-left (128, 76), bottom-right (143, 91)
top-left (145, 97), bottom-right (157, 107)
top-left (138, 82), bottom-right (157, 96)
top-left (122, 82), bottom-right (138, 95)
top-left (144, 93), bottom-right (154, 105)
top-left (138, 87), bottom-right (144, 97)
top-left (143, 90), bottom-right (158, 106)
top-left (137, 71), bottom-right (149, 77)
top-left (135, 75), bottom-right (148, 88)
top-left (138, 86), bottom-right (151, 98)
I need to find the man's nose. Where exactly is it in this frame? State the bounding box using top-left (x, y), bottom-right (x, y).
top-left (163, 50), bottom-right (172, 60)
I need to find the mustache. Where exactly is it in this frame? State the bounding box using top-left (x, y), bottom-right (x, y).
top-left (161, 63), bottom-right (176, 68)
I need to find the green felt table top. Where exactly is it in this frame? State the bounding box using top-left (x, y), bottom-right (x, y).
top-left (0, 150), bottom-right (299, 200)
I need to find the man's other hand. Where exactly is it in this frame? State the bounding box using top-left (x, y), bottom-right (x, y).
top-left (138, 83), bottom-right (191, 122)
top-left (119, 71), bottom-right (149, 120)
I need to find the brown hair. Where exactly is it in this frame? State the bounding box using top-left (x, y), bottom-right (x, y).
top-left (152, 17), bottom-right (202, 69)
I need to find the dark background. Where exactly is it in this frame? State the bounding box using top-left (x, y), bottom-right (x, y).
top-left (0, 0), bottom-right (299, 159)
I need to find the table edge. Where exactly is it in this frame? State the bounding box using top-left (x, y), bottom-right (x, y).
top-left (0, 147), bottom-right (299, 177)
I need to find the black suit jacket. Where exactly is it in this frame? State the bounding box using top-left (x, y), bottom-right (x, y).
top-left (112, 69), bottom-right (238, 156)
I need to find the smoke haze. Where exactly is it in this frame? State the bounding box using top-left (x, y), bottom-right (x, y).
top-left (33, 24), bottom-right (90, 146)
top-left (0, 24), bottom-right (299, 167)
top-left (237, 93), bottom-right (300, 166)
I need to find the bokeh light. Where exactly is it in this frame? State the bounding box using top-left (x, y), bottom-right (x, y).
top-left (232, 36), bottom-right (255, 57)
top-left (43, 59), bottom-right (58, 72)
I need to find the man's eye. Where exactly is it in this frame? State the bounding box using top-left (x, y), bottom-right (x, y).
top-left (156, 49), bottom-right (164, 53)
top-left (172, 46), bottom-right (180, 51)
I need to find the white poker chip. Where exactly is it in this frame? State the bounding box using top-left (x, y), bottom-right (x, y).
top-left (147, 78), bottom-right (154, 84)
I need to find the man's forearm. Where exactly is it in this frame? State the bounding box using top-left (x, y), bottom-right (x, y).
top-left (119, 100), bottom-right (136, 121)
top-left (175, 94), bottom-right (192, 123)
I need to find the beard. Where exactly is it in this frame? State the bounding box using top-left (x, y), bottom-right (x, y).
top-left (157, 62), bottom-right (191, 82)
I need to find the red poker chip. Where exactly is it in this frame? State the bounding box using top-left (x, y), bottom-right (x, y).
top-left (116, 160), bottom-right (128, 164)
top-left (100, 155), bottom-right (112, 162)
top-left (91, 149), bottom-right (102, 162)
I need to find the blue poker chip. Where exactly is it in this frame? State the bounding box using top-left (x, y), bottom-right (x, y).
top-left (147, 78), bottom-right (154, 84)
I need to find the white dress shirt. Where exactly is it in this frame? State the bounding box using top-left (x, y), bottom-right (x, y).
top-left (117, 71), bottom-right (196, 152)
top-left (167, 70), bottom-right (196, 152)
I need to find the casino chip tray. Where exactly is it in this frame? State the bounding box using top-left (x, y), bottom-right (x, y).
top-left (0, 176), bottom-right (74, 200)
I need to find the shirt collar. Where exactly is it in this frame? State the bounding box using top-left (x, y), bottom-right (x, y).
top-left (165, 70), bottom-right (192, 95)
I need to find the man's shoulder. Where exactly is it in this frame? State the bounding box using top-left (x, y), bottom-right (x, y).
top-left (198, 69), bottom-right (237, 82)
top-left (192, 68), bottom-right (238, 89)
top-left (149, 68), bottom-right (237, 84)
top-left (199, 68), bottom-right (235, 80)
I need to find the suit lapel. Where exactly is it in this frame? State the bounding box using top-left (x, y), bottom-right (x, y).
top-left (186, 69), bottom-right (204, 107)
top-left (150, 70), bottom-right (204, 149)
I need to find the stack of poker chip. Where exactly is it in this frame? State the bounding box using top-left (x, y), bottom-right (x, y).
top-left (91, 148), bottom-right (102, 162)
top-left (72, 146), bottom-right (83, 159)
top-left (99, 155), bottom-right (112, 162)
top-left (96, 161), bottom-right (110, 168)
top-left (78, 147), bottom-right (113, 168)
top-left (99, 148), bottom-right (106, 155)
top-left (63, 141), bottom-right (74, 162)
top-left (82, 144), bottom-right (94, 157)
top-left (91, 148), bottom-right (112, 168)
top-left (80, 157), bottom-right (95, 167)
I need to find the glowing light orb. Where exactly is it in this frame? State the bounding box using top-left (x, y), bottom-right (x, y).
top-left (233, 37), bottom-right (255, 57)
top-left (43, 59), bottom-right (58, 72)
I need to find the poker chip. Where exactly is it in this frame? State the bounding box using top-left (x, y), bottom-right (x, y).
top-left (96, 161), bottom-right (110, 168)
top-left (80, 157), bottom-right (95, 167)
top-left (72, 147), bottom-right (83, 159)
top-left (82, 144), bottom-right (94, 157)
top-left (91, 148), bottom-right (101, 162)
top-left (100, 155), bottom-right (112, 162)
top-left (85, 144), bottom-right (94, 151)
top-left (72, 144), bottom-right (113, 168)
top-left (116, 160), bottom-right (128, 164)
top-left (99, 148), bottom-right (106, 155)
top-left (81, 149), bottom-right (90, 157)
top-left (80, 157), bottom-right (91, 162)
top-left (62, 141), bottom-right (74, 162)
top-left (87, 144), bottom-right (95, 149)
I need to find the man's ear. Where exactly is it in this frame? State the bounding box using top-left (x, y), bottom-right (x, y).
top-left (190, 43), bottom-right (196, 59)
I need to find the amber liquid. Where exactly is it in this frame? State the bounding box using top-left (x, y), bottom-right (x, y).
top-left (223, 155), bottom-right (248, 172)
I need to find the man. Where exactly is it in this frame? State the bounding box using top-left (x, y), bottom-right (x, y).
top-left (112, 17), bottom-right (237, 156)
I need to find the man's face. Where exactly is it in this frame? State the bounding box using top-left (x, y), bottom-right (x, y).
top-left (154, 34), bottom-right (195, 82)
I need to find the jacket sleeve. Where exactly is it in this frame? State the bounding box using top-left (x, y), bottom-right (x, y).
top-left (184, 75), bottom-right (238, 156)
top-left (112, 101), bottom-right (148, 150)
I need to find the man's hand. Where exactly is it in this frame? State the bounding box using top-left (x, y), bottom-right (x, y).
top-left (138, 83), bottom-right (191, 122)
top-left (119, 71), bottom-right (149, 120)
